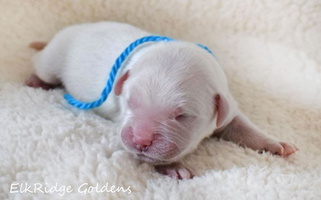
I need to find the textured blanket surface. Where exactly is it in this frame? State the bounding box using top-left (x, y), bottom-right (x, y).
top-left (1, 1), bottom-right (321, 200)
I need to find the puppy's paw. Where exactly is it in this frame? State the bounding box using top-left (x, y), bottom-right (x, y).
top-left (29, 41), bottom-right (47, 51)
top-left (25, 74), bottom-right (59, 90)
top-left (261, 140), bottom-right (298, 157)
top-left (155, 163), bottom-right (194, 179)
top-left (278, 142), bottom-right (299, 157)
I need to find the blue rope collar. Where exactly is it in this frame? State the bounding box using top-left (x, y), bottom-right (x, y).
top-left (64, 35), bottom-right (214, 110)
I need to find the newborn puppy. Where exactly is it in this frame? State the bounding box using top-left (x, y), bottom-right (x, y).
top-left (26, 22), bottom-right (298, 179)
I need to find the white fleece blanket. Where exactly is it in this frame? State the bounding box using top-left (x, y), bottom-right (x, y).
top-left (1, 1), bottom-right (321, 199)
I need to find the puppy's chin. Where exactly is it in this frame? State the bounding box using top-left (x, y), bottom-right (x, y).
top-left (134, 153), bottom-right (180, 165)
top-left (135, 154), bottom-right (167, 164)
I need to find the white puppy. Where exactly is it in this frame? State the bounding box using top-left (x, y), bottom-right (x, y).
top-left (26, 22), bottom-right (298, 179)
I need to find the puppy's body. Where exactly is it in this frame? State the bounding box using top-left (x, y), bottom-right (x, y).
top-left (27, 22), bottom-right (297, 179)
top-left (32, 22), bottom-right (152, 121)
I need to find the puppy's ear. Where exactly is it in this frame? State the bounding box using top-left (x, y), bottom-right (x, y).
top-left (214, 94), bottom-right (230, 128)
top-left (115, 71), bottom-right (129, 96)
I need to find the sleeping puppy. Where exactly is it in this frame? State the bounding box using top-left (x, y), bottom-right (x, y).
top-left (26, 22), bottom-right (298, 179)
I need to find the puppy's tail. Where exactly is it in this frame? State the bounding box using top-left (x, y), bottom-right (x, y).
top-left (29, 41), bottom-right (47, 51)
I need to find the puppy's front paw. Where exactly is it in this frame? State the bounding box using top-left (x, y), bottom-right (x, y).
top-left (278, 142), bottom-right (299, 157)
top-left (155, 163), bottom-right (194, 179)
top-left (262, 140), bottom-right (298, 157)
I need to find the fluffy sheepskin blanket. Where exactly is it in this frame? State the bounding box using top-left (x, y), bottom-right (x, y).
top-left (1, 1), bottom-right (321, 199)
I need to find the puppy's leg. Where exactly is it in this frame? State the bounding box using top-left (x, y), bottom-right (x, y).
top-left (215, 114), bottom-right (298, 157)
top-left (155, 163), bottom-right (194, 179)
top-left (26, 41), bottom-right (61, 90)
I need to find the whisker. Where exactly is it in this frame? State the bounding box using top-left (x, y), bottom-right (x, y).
top-left (157, 121), bottom-right (190, 145)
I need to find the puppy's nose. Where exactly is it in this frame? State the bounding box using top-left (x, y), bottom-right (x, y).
top-left (133, 135), bottom-right (152, 151)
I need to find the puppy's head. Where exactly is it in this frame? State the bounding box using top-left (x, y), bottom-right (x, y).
top-left (115, 42), bottom-right (230, 164)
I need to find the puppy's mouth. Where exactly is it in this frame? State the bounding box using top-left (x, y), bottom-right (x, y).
top-left (132, 142), bottom-right (184, 165)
